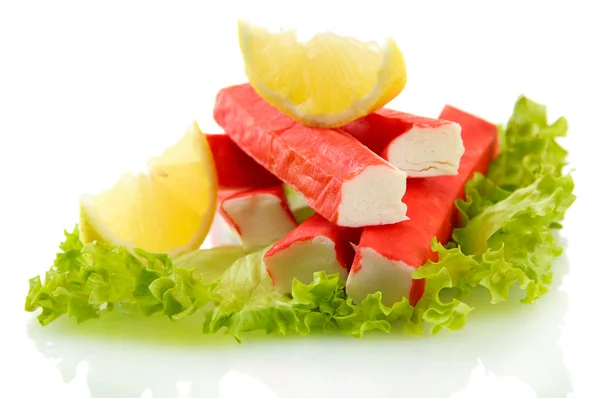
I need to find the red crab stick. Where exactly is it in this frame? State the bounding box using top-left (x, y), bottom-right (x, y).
top-left (206, 133), bottom-right (280, 188)
top-left (264, 214), bottom-right (361, 294)
top-left (208, 107), bottom-right (462, 189)
top-left (340, 109), bottom-right (464, 177)
top-left (214, 84), bottom-right (408, 228)
top-left (346, 106), bottom-right (499, 306)
top-left (220, 186), bottom-right (297, 248)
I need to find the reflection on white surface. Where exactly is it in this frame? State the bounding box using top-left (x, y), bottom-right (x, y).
top-left (177, 381), bottom-right (192, 397)
top-left (219, 370), bottom-right (279, 398)
top-left (452, 360), bottom-right (536, 398)
top-left (21, 244), bottom-right (571, 398)
top-left (140, 390), bottom-right (152, 398)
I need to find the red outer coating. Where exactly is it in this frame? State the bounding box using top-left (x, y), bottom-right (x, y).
top-left (339, 108), bottom-right (454, 155)
top-left (217, 188), bottom-right (244, 203)
top-left (351, 105), bottom-right (499, 306)
top-left (264, 214), bottom-right (361, 283)
top-left (213, 83), bottom-right (399, 226)
top-left (219, 185), bottom-right (296, 236)
top-left (206, 133), bottom-right (280, 188)
top-left (208, 108), bottom-right (456, 190)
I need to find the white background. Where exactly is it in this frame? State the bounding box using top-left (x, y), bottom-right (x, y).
top-left (1, 1), bottom-right (599, 397)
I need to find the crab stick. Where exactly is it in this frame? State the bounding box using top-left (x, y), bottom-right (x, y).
top-left (346, 105), bottom-right (499, 306)
top-left (206, 133), bottom-right (280, 188)
top-left (264, 214), bottom-right (361, 294)
top-left (214, 84), bottom-right (408, 228)
top-left (340, 109), bottom-right (464, 177)
top-left (220, 186), bottom-right (297, 248)
top-left (208, 105), bottom-right (462, 189)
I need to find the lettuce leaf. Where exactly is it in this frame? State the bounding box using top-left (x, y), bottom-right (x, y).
top-left (283, 184), bottom-right (315, 223)
top-left (410, 96), bottom-right (575, 333)
top-left (173, 245), bottom-right (247, 282)
top-left (207, 249), bottom-right (412, 341)
top-left (24, 227), bottom-right (241, 325)
top-left (410, 241), bottom-right (476, 334)
top-left (454, 170), bottom-right (574, 255)
top-left (486, 96), bottom-right (569, 190)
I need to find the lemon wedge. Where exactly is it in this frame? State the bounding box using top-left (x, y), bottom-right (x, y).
top-left (80, 122), bottom-right (217, 257)
top-left (238, 20), bottom-right (407, 128)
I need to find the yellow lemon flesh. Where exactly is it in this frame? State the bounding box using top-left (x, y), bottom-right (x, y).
top-left (80, 122), bottom-right (217, 257)
top-left (238, 20), bottom-right (408, 128)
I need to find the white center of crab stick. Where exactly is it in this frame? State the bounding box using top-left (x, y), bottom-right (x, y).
top-left (265, 236), bottom-right (348, 294)
top-left (337, 164), bottom-right (408, 227)
top-left (345, 248), bottom-right (414, 306)
top-left (221, 191), bottom-right (297, 248)
top-left (384, 123), bottom-right (464, 177)
top-left (341, 110), bottom-right (465, 178)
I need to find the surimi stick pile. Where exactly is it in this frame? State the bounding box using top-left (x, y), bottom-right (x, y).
top-left (23, 20), bottom-right (574, 339)
top-left (214, 84), bottom-right (409, 228)
top-left (210, 83), bottom-right (498, 306)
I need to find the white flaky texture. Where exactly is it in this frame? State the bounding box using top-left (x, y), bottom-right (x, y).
top-left (221, 191), bottom-right (297, 248)
top-left (385, 122), bottom-right (464, 177)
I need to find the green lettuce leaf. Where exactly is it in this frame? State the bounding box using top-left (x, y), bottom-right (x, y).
top-left (410, 96), bottom-right (575, 333)
top-left (411, 240), bottom-right (476, 334)
top-left (486, 96), bottom-right (569, 190)
top-left (173, 245), bottom-right (247, 282)
top-left (283, 184), bottom-right (315, 223)
top-left (207, 249), bottom-right (412, 341)
top-left (454, 170), bottom-right (574, 255)
top-left (24, 227), bottom-right (240, 325)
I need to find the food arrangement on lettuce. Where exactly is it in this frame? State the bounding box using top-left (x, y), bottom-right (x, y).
top-left (25, 21), bottom-right (575, 341)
